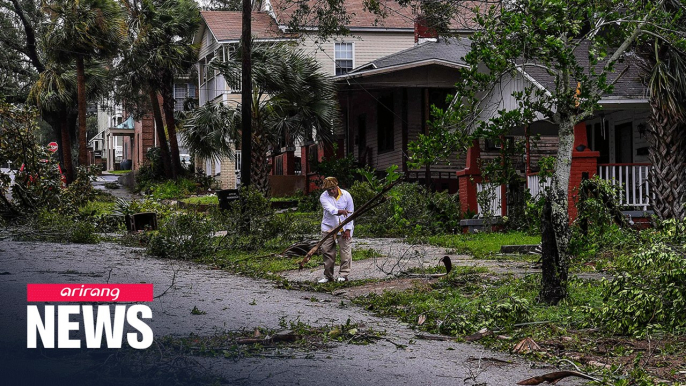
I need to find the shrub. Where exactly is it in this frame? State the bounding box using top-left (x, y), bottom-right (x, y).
top-left (591, 243), bottom-right (686, 336)
top-left (147, 211), bottom-right (219, 260)
top-left (347, 181), bottom-right (463, 237)
top-left (216, 186), bottom-right (316, 251)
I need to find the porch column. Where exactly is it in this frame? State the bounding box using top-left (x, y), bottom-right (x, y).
top-left (568, 122), bottom-right (600, 220)
top-left (456, 140), bottom-right (482, 215)
top-left (282, 147), bottom-right (295, 175)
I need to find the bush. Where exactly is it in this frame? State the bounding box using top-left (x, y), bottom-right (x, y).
top-left (347, 181), bottom-right (463, 237)
top-left (592, 243), bottom-right (686, 336)
top-left (139, 178), bottom-right (198, 200)
top-left (147, 211), bottom-right (219, 260)
top-left (216, 186), bottom-right (316, 251)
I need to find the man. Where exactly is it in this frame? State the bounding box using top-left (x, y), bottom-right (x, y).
top-left (318, 177), bottom-right (354, 283)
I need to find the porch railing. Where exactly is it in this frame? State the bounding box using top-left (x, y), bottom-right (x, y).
top-left (597, 163), bottom-right (651, 211)
top-left (526, 174), bottom-right (552, 199)
top-left (476, 182), bottom-right (503, 216)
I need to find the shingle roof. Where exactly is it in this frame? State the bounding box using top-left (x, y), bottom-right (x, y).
top-left (201, 11), bottom-right (285, 41)
top-left (268, 0), bottom-right (415, 29)
top-left (347, 38), bottom-right (471, 75)
top-left (267, 0), bottom-right (491, 31)
top-left (520, 43), bottom-right (646, 100)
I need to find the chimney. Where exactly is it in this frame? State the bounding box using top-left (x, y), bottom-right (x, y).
top-left (414, 15), bottom-right (438, 44)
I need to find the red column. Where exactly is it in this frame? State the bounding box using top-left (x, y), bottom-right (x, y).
top-left (568, 122), bottom-right (600, 220)
top-left (456, 140), bottom-right (481, 215)
top-left (284, 149), bottom-right (295, 175)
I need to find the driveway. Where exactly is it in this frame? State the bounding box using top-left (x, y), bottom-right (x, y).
top-left (0, 240), bottom-right (581, 385)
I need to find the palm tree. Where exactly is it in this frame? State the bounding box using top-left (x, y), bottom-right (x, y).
top-left (27, 66), bottom-right (77, 183)
top-left (120, 0), bottom-right (200, 179)
top-left (43, 0), bottom-right (125, 167)
top-left (639, 39), bottom-right (686, 220)
top-left (27, 62), bottom-right (109, 184)
top-left (194, 42), bottom-right (338, 195)
top-left (181, 102), bottom-right (240, 162)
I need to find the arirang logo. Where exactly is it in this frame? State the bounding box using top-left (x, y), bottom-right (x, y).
top-left (26, 284), bottom-right (154, 349)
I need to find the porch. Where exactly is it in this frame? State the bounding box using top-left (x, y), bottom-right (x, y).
top-left (479, 163), bottom-right (654, 217)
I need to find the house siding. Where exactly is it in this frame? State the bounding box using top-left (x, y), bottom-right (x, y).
top-left (298, 32), bottom-right (416, 76)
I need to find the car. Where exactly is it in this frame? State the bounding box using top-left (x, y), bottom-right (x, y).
top-left (180, 154), bottom-right (192, 166)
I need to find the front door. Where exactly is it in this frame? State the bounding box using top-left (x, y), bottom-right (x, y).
top-left (357, 114), bottom-right (367, 165)
top-left (614, 122), bottom-right (633, 163)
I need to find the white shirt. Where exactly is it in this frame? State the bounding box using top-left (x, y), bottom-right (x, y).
top-left (320, 188), bottom-right (354, 236)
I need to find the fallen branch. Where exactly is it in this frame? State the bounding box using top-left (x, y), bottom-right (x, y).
top-left (298, 178), bottom-right (402, 269)
top-left (236, 333), bottom-right (301, 345)
top-left (415, 334), bottom-right (455, 341)
top-left (517, 370), bottom-right (604, 385)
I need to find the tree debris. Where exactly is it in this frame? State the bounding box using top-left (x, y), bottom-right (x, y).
top-left (517, 370), bottom-right (602, 385)
top-left (465, 328), bottom-right (493, 342)
top-left (512, 337), bottom-right (542, 354)
top-left (236, 331), bottom-right (301, 345)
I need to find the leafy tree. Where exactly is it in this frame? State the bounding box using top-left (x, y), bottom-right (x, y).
top-left (202, 0), bottom-right (241, 11)
top-left (42, 0), bottom-right (126, 167)
top-left (410, 0), bottom-right (679, 304)
top-left (0, 0), bottom-right (44, 103)
top-left (184, 42), bottom-right (338, 196)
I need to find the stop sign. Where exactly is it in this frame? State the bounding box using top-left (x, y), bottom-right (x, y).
top-left (48, 142), bottom-right (58, 152)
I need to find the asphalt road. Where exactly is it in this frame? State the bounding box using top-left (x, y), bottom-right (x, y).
top-left (0, 240), bottom-right (582, 386)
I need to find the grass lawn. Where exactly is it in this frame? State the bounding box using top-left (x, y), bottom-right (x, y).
top-left (180, 195), bottom-right (219, 205)
top-left (109, 169), bottom-right (132, 175)
top-left (420, 231), bottom-right (541, 259)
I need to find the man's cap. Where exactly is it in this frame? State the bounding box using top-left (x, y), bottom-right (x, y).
top-left (322, 177), bottom-right (338, 190)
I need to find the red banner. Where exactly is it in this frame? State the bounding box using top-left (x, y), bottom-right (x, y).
top-left (27, 284), bottom-right (154, 302)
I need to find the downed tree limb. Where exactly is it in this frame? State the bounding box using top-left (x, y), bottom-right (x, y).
top-left (282, 240), bottom-right (319, 257)
top-left (517, 370), bottom-right (603, 385)
top-left (236, 333), bottom-right (301, 345)
top-left (298, 179), bottom-right (402, 269)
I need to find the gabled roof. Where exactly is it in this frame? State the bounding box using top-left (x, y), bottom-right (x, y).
top-left (337, 38), bottom-right (470, 79)
top-left (200, 11), bottom-right (287, 42)
top-left (518, 43), bottom-right (647, 102)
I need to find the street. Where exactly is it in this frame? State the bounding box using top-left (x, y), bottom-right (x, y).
top-left (0, 240), bottom-right (579, 385)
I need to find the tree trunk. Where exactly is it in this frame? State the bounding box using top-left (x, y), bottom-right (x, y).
top-left (60, 112), bottom-right (74, 184)
top-left (161, 75), bottom-right (182, 178)
top-left (251, 123), bottom-right (270, 197)
top-left (648, 104), bottom-right (686, 220)
top-left (539, 120), bottom-right (573, 305)
top-left (76, 56), bottom-right (88, 167)
top-left (149, 88), bottom-right (173, 179)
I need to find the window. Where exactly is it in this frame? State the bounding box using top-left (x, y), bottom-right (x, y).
top-left (377, 94), bottom-right (394, 152)
top-left (334, 42), bottom-right (353, 75)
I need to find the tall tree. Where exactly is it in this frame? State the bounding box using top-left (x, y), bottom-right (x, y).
top-left (410, 0), bottom-right (678, 304)
top-left (43, 0), bottom-right (125, 167)
top-left (27, 66), bottom-right (77, 183)
top-left (0, 0), bottom-right (44, 103)
top-left (636, 0), bottom-right (686, 221)
top-left (119, 0), bottom-right (200, 179)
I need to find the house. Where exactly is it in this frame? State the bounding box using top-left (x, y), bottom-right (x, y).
top-left (193, 0), bottom-right (442, 192)
top-left (92, 76), bottom-right (197, 172)
top-left (333, 38), bottom-right (473, 193)
top-left (334, 38), bottom-right (654, 222)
